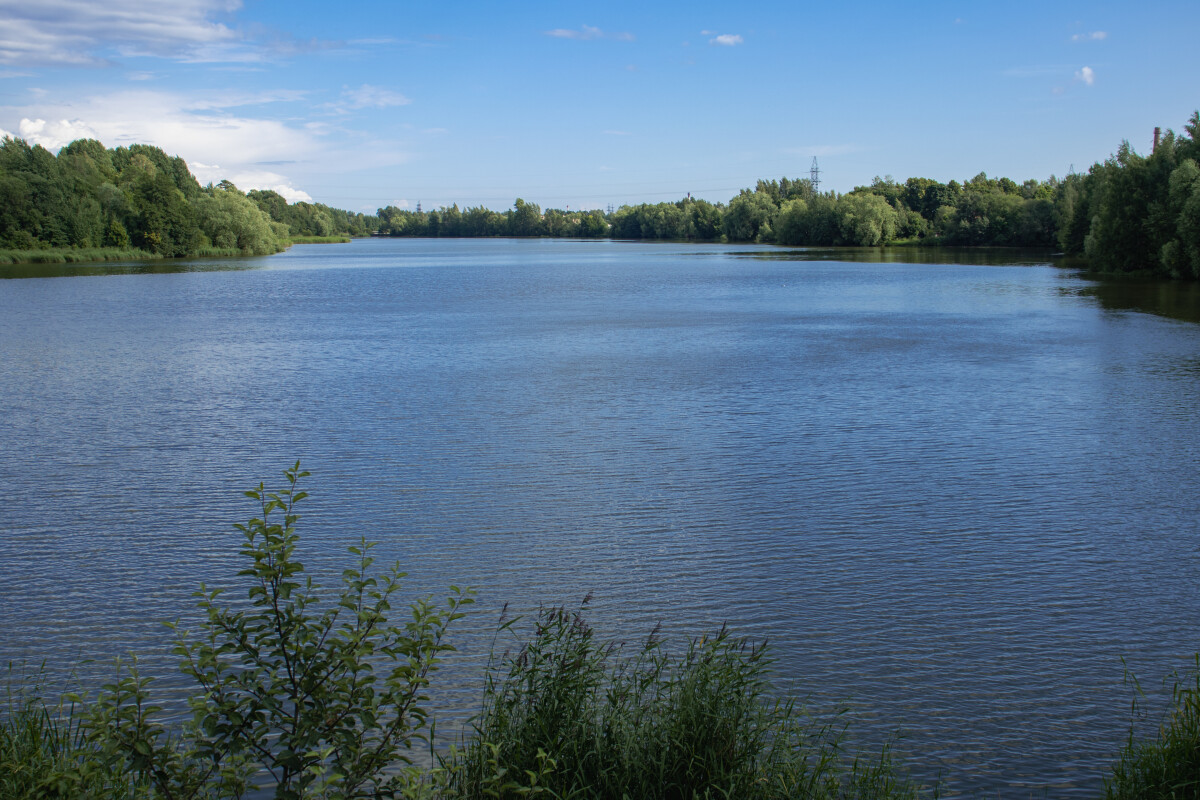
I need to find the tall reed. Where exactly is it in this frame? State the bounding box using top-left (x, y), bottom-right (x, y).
top-left (1105, 655), bottom-right (1200, 799)
top-left (1, 672), bottom-right (144, 800)
top-left (446, 602), bottom-right (923, 800)
top-left (0, 247), bottom-right (160, 265)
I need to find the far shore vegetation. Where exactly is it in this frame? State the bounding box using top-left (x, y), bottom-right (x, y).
top-left (1, 111), bottom-right (1199, 280)
top-left (2, 467), bottom-right (1198, 799)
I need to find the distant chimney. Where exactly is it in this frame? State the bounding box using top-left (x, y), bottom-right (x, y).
top-left (1154, 127), bottom-right (1161, 152)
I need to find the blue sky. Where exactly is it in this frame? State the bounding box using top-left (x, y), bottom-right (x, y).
top-left (1, 0), bottom-right (1196, 213)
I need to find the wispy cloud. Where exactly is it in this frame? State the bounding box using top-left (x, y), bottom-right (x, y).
top-left (341, 84), bottom-right (411, 109)
top-left (1071, 31), bottom-right (1107, 42)
top-left (183, 89), bottom-right (308, 110)
top-left (1075, 65), bottom-right (1095, 86)
top-left (544, 25), bottom-right (634, 42)
top-left (603, 129), bottom-right (631, 136)
top-left (0, 0), bottom-right (249, 66)
top-left (708, 34), bottom-right (743, 46)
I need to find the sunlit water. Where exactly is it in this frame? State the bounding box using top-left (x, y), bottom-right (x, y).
top-left (2, 238), bottom-right (1199, 797)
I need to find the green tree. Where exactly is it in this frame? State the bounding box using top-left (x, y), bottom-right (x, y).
top-left (774, 194), bottom-right (839, 246)
top-left (835, 193), bottom-right (898, 246)
top-left (509, 198), bottom-right (543, 237)
top-left (124, 167), bottom-right (202, 256)
top-left (194, 185), bottom-right (284, 255)
top-left (723, 190), bottom-right (777, 242)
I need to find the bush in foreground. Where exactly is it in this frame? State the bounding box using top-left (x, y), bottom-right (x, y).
top-left (74, 463), bottom-right (473, 799)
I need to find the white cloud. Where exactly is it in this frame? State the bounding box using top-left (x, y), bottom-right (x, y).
top-left (341, 84), bottom-right (412, 109)
top-left (190, 164), bottom-right (313, 202)
top-left (708, 34), bottom-right (743, 46)
top-left (18, 117), bottom-right (100, 149)
top-left (182, 89), bottom-right (307, 111)
top-left (1071, 31), bottom-right (1107, 41)
top-left (544, 25), bottom-right (633, 41)
top-left (2, 90), bottom-right (322, 177)
top-left (1075, 66), bottom-right (1095, 86)
top-left (0, 0), bottom-right (248, 66)
top-left (603, 129), bottom-right (631, 136)
top-left (546, 25), bottom-right (602, 40)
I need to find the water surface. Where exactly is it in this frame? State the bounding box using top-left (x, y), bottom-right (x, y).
top-left (2, 238), bottom-right (1199, 797)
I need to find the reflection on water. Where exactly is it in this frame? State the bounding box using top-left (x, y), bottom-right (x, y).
top-left (0, 257), bottom-right (265, 280)
top-left (1076, 274), bottom-right (1200, 324)
top-left (749, 245), bottom-right (1063, 267)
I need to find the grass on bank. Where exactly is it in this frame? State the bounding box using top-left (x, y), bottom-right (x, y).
top-left (1105, 656), bottom-right (1200, 799)
top-left (0, 241), bottom-right (303, 267)
top-left (446, 603), bottom-right (920, 800)
top-left (287, 235), bottom-right (352, 244)
top-left (0, 246), bottom-right (162, 265)
top-left (0, 246), bottom-right (256, 266)
top-left (1, 677), bottom-right (146, 800)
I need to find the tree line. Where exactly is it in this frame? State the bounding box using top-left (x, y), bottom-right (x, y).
top-left (376, 198), bottom-right (608, 239)
top-left (0, 138), bottom-right (376, 257)
top-left (377, 111), bottom-right (1200, 281)
top-left (3, 111), bottom-right (1199, 278)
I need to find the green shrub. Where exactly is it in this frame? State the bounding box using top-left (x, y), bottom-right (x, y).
top-left (74, 463), bottom-right (473, 799)
top-left (1106, 656), bottom-right (1200, 800)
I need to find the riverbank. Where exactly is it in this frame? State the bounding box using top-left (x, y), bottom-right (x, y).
top-left (0, 237), bottom-right (358, 267)
top-left (0, 246), bottom-right (163, 265)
